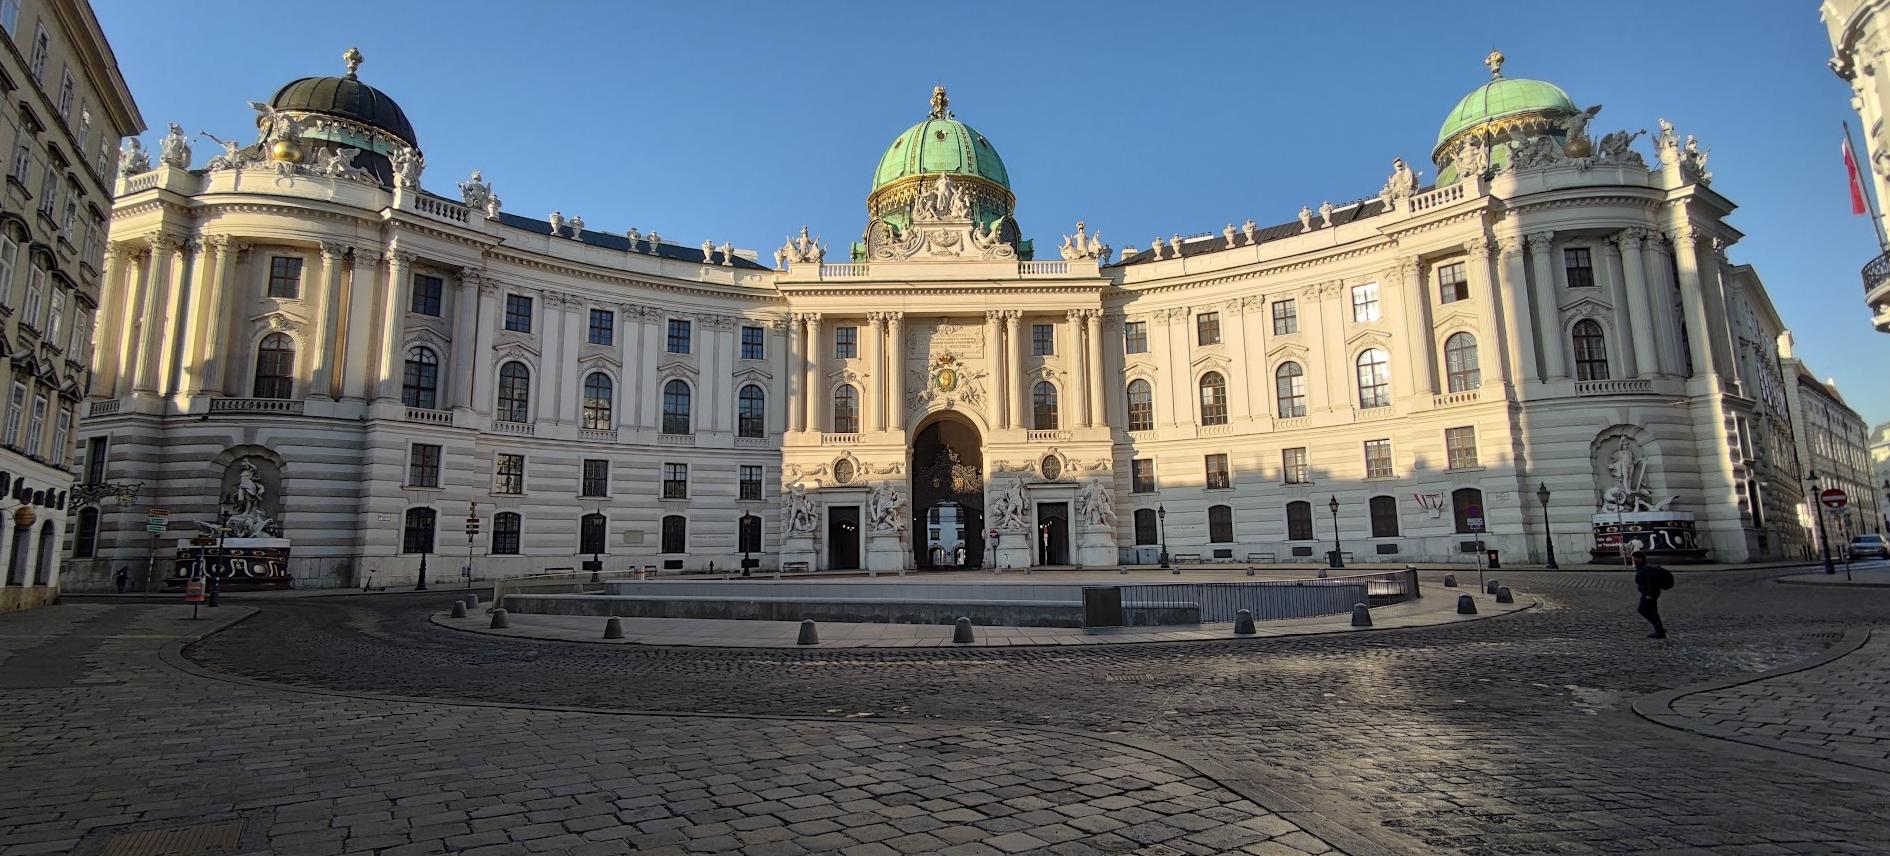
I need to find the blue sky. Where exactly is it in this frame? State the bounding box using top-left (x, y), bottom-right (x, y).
top-left (95, 0), bottom-right (1890, 424)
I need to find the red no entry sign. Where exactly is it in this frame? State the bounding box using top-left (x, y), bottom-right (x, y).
top-left (1820, 488), bottom-right (1849, 510)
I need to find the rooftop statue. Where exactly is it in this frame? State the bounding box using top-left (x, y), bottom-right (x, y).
top-left (1222, 224), bottom-right (1237, 249)
top-left (929, 84), bottom-right (950, 119)
top-left (1595, 128), bottom-right (1647, 166)
top-left (391, 145), bottom-right (423, 189)
top-left (1318, 201), bottom-right (1334, 228)
top-left (1298, 206), bottom-right (1312, 233)
top-left (159, 123), bottom-right (192, 169)
top-left (1242, 219), bottom-right (1257, 245)
top-left (459, 170), bottom-right (494, 208)
top-left (701, 240), bottom-right (716, 265)
top-left (1455, 136), bottom-right (1489, 178)
top-left (202, 132), bottom-right (255, 172)
top-left (548, 211), bottom-right (565, 237)
top-left (1557, 104), bottom-right (1604, 158)
top-left (119, 138), bottom-right (151, 175)
top-left (568, 215), bottom-right (585, 240)
top-left (717, 241), bottom-right (734, 266)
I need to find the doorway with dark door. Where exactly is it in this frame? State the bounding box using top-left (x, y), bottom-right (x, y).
top-left (828, 506), bottom-right (860, 570)
top-left (911, 414), bottom-right (985, 569)
top-left (1037, 502), bottom-right (1069, 566)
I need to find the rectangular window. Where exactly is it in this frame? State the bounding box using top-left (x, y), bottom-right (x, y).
top-left (667, 318), bottom-right (691, 354)
top-left (267, 256), bottom-right (302, 298)
top-left (1123, 321), bottom-right (1148, 354)
top-left (70, 309), bottom-right (89, 358)
top-left (1134, 509), bottom-right (1158, 546)
top-left (402, 509), bottom-right (436, 554)
top-left (503, 294), bottom-right (533, 332)
top-left (1286, 502), bottom-right (1314, 542)
top-left (1131, 458), bottom-right (1156, 494)
top-left (740, 325), bottom-right (765, 360)
top-left (1446, 427), bottom-right (1478, 470)
top-left (45, 289), bottom-right (63, 343)
top-left (1196, 311), bottom-right (1221, 346)
top-left (834, 325), bottom-right (858, 359)
top-left (494, 453), bottom-right (525, 494)
top-left (84, 437), bottom-right (107, 483)
top-left (490, 513), bottom-right (521, 555)
top-left (1364, 439), bottom-right (1393, 479)
top-left (29, 24), bottom-right (46, 81)
top-left (581, 459), bottom-right (610, 497)
top-left (1272, 299), bottom-right (1298, 335)
top-left (1, 0), bottom-right (19, 35)
top-left (50, 407), bottom-right (69, 465)
top-left (662, 462), bottom-right (689, 499)
top-left (0, 235), bottom-right (14, 300)
top-left (661, 515), bottom-right (686, 554)
top-left (408, 443), bottom-right (442, 488)
top-left (21, 265), bottom-right (42, 328)
top-left (10, 144), bottom-right (27, 180)
top-left (587, 308), bottom-right (614, 346)
top-left (38, 163), bottom-right (56, 214)
top-left (58, 69), bottom-right (73, 122)
top-left (1282, 447), bottom-right (1309, 484)
top-left (409, 274), bottom-right (442, 315)
top-left (1205, 453), bottom-right (1231, 490)
top-left (1564, 247), bottom-right (1595, 288)
top-left (740, 465), bottom-right (763, 501)
top-left (25, 393), bottom-right (45, 454)
top-left (1032, 323), bottom-right (1055, 356)
top-left (1351, 283), bottom-right (1381, 323)
top-left (1369, 496), bottom-right (1400, 538)
top-left (1438, 262), bottom-right (1469, 303)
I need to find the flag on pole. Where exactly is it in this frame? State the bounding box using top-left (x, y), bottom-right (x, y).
top-left (1845, 133), bottom-right (1869, 215)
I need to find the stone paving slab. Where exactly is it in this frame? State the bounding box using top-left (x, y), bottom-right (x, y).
top-left (437, 589), bottom-right (1530, 648)
top-left (0, 603), bottom-right (1341, 856)
top-left (1776, 567), bottom-right (1890, 588)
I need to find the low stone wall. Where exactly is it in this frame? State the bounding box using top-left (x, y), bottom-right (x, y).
top-left (502, 593), bottom-right (1198, 628)
top-left (0, 585), bottom-right (58, 613)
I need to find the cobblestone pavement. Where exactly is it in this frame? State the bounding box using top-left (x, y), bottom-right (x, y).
top-left (176, 566), bottom-right (1890, 855)
top-left (0, 604), bottom-right (1333, 856)
top-left (1668, 628), bottom-right (1889, 773)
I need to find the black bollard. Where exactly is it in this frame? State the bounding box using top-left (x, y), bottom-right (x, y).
top-left (1443, 574), bottom-right (1457, 588)
top-left (489, 608), bottom-right (509, 629)
top-left (1245, 567), bottom-right (1256, 577)
top-left (1456, 594), bottom-right (1477, 615)
top-left (1233, 609), bottom-right (1256, 635)
top-left (1496, 586), bottom-right (1515, 604)
top-left (1485, 579), bottom-right (1501, 595)
top-left (465, 593), bottom-right (480, 608)
top-left (450, 601), bottom-right (467, 619)
top-left (952, 617), bottom-right (975, 644)
top-left (1317, 568), bottom-right (1329, 579)
top-left (1351, 603), bottom-right (1373, 627)
top-left (796, 619), bottom-right (818, 645)
top-left (604, 617), bottom-right (624, 639)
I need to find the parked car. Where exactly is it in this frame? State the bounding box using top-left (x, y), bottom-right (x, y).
top-left (1847, 534), bottom-right (1890, 560)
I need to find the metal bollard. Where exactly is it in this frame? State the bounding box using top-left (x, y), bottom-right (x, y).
top-left (796, 619), bottom-right (819, 645)
top-left (952, 617), bottom-right (975, 644)
top-left (1120, 566), bottom-right (1129, 574)
top-left (1171, 566), bottom-right (1181, 575)
top-left (1318, 568), bottom-right (1329, 579)
top-left (1443, 574), bottom-right (1457, 587)
top-left (1351, 603), bottom-right (1373, 627)
top-left (465, 593), bottom-right (480, 608)
top-left (1456, 594), bottom-right (1477, 615)
top-left (1496, 586), bottom-right (1515, 604)
top-left (450, 601), bottom-right (467, 619)
top-left (489, 608), bottom-right (509, 629)
top-left (1486, 579), bottom-right (1501, 595)
top-left (1233, 609), bottom-right (1256, 635)
top-left (1245, 567), bottom-right (1256, 577)
top-left (603, 617), bottom-right (624, 639)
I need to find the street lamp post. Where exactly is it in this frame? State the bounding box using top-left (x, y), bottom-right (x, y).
top-left (1536, 482), bottom-right (1558, 570)
top-left (415, 517), bottom-right (431, 591)
top-left (1327, 496), bottom-right (1344, 569)
top-left (1809, 470), bottom-right (1836, 574)
top-left (740, 512), bottom-right (756, 577)
top-left (1157, 504), bottom-right (1169, 569)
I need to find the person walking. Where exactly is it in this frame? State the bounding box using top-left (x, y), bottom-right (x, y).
top-left (1632, 550), bottom-right (1673, 639)
top-left (113, 566), bottom-right (129, 594)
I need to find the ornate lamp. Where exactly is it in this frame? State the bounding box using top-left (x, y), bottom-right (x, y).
top-left (1327, 496), bottom-right (1344, 569)
top-left (1537, 482), bottom-right (1558, 569)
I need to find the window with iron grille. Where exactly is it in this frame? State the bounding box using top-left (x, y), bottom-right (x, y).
top-left (1564, 247), bottom-right (1595, 287)
top-left (663, 463), bottom-right (689, 499)
top-left (740, 465), bottom-right (764, 501)
top-left (1208, 505), bottom-right (1234, 543)
top-left (1272, 299), bottom-right (1298, 334)
top-left (408, 443), bottom-right (441, 488)
top-left (588, 308), bottom-right (614, 346)
top-left (1123, 321), bottom-right (1148, 354)
top-left (494, 453), bottom-right (525, 494)
top-left (491, 512), bottom-right (521, 555)
top-left (1446, 427), bottom-right (1478, 470)
top-left (1364, 439), bottom-right (1393, 479)
top-left (1437, 262), bottom-right (1468, 303)
top-left (1032, 323), bottom-right (1055, 356)
top-left (410, 274), bottom-right (442, 315)
top-left (1369, 495), bottom-right (1400, 537)
top-left (1205, 454), bottom-right (1231, 490)
top-left (835, 326), bottom-right (857, 359)
top-left (1126, 379), bottom-right (1154, 431)
top-left (1196, 311), bottom-right (1221, 346)
top-left (661, 515), bottom-right (687, 553)
top-left (581, 459), bottom-right (610, 497)
top-left (402, 508), bottom-right (436, 554)
top-left (267, 256), bottom-right (302, 298)
top-left (1133, 508), bottom-right (1158, 545)
top-left (1282, 447), bottom-right (1309, 484)
top-left (667, 318), bottom-right (691, 353)
top-left (1286, 501), bottom-right (1313, 541)
top-left (741, 325), bottom-right (764, 360)
top-left (504, 294), bottom-right (532, 332)
top-left (1131, 458), bottom-right (1156, 494)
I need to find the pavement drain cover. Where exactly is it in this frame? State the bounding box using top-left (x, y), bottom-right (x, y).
top-left (1105, 673), bottom-right (1156, 683)
top-left (100, 819), bottom-right (244, 856)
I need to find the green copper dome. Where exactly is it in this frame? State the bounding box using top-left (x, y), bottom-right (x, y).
top-left (870, 91), bottom-right (1010, 193)
top-left (1436, 77), bottom-right (1575, 148)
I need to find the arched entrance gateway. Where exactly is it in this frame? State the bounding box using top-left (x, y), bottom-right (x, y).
top-left (910, 414), bottom-right (984, 569)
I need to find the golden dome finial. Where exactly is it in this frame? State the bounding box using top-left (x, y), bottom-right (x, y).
top-left (1484, 49), bottom-right (1505, 80)
top-left (343, 46), bottom-right (363, 79)
top-left (929, 85), bottom-right (949, 119)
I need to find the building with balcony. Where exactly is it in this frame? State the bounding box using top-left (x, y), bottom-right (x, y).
top-left (0, 0), bottom-right (139, 611)
top-left (70, 49), bottom-right (1812, 588)
top-left (1822, 0), bottom-right (1890, 331)
top-left (1780, 337), bottom-right (1884, 555)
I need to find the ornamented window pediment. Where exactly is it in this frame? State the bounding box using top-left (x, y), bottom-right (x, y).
top-left (657, 359), bottom-right (698, 378)
top-left (827, 367), bottom-right (868, 383)
top-left (405, 326), bottom-right (448, 351)
top-left (1345, 329), bottom-right (1392, 350)
top-left (1189, 353), bottom-right (1230, 372)
top-left (1435, 311), bottom-right (1478, 335)
top-left (1264, 340), bottom-right (1310, 360)
top-left (494, 341), bottom-right (540, 364)
top-left (1559, 296), bottom-right (1612, 319)
top-left (254, 311), bottom-right (304, 333)
top-left (576, 351), bottom-right (622, 371)
top-left (732, 365), bottom-right (773, 383)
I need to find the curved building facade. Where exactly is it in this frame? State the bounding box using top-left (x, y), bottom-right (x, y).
top-left (69, 51), bottom-right (1811, 588)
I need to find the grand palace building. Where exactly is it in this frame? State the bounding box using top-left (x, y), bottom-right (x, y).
top-left (61, 48), bottom-right (1838, 590)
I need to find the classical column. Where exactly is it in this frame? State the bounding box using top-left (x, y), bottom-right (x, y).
top-left (131, 235), bottom-right (178, 394)
top-left (706, 314), bottom-right (731, 434)
top-left (373, 250), bottom-right (414, 400)
top-left (1380, 263), bottom-right (1415, 401)
top-left (1461, 237), bottom-right (1508, 388)
top-left (195, 239), bottom-right (244, 395)
top-left (1669, 227), bottom-right (1716, 379)
top-left (339, 249), bottom-right (381, 401)
top-left (1316, 288), bottom-right (1346, 410)
top-left (988, 310), bottom-right (1008, 428)
top-left (448, 268), bottom-right (479, 409)
top-left (616, 304), bottom-right (639, 430)
top-left (1066, 309), bottom-right (1089, 428)
top-left (1495, 235), bottom-right (1539, 384)
top-left (1639, 238), bottom-right (1679, 375)
top-left (1525, 231), bottom-right (1568, 380)
top-left (1084, 309), bottom-right (1105, 427)
top-left (1400, 260), bottom-right (1435, 396)
top-left (1613, 230), bottom-right (1659, 378)
top-left (549, 295), bottom-right (578, 424)
top-left (157, 238), bottom-right (201, 396)
top-left (113, 249), bottom-right (148, 398)
top-left (470, 279), bottom-right (500, 415)
top-left (1006, 311), bottom-right (1026, 429)
top-left (785, 313), bottom-right (804, 433)
top-left (91, 245), bottom-right (130, 397)
top-left (636, 307), bottom-right (661, 428)
top-left (307, 241), bottom-right (348, 399)
top-left (867, 313), bottom-right (886, 432)
top-left (802, 313), bottom-right (823, 433)
top-left (885, 312), bottom-right (905, 432)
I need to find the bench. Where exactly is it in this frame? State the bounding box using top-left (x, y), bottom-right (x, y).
top-left (1172, 553), bottom-right (1202, 565)
top-left (1245, 552), bottom-right (1276, 564)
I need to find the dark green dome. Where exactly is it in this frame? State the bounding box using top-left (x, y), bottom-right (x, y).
top-left (271, 74), bottom-right (417, 148)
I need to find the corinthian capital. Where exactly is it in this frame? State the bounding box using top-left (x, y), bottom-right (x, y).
top-left (1496, 234), bottom-right (1525, 256)
top-left (1524, 231), bottom-right (1555, 252)
top-left (319, 241), bottom-right (349, 260)
top-left (1463, 235), bottom-right (1491, 257)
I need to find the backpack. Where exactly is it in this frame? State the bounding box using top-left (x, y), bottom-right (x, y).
top-left (1655, 565), bottom-right (1675, 591)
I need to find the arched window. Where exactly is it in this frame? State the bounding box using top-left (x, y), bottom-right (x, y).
top-left (1452, 487), bottom-right (1485, 534)
top-left (832, 384), bottom-right (860, 434)
top-left (579, 513), bottom-right (607, 555)
top-left (1355, 348), bottom-right (1390, 409)
top-left (1572, 319), bottom-right (1609, 381)
top-left (252, 333), bottom-right (295, 399)
top-left (737, 385), bottom-right (766, 438)
top-left (662, 380), bottom-right (691, 435)
top-left (1275, 362), bottom-right (1306, 418)
top-left (1369, 495), bottom-right (1400, 538)
top-left (1126, 379), bottom-right (1154, 432)
top-left (1133, 508), bottom-right (1158, 545)
top-left (1443, 333), bottom-right (1480, 392)
top-left (401, 346), bottom-right (439, 409)
top-left (661, 514), bottom-right (687, 554)
top-left (738, 514), bottom-right (763, 554)
top-left (1198, 372), bottom-right (1228, 426)
top-left (496, 361), bottom-right (531, 423)
top-left (401, 507), bottom-right (436, 554)
top-left (491, 512), bottom-right (522, 555)
top-left (581, 372), bottom-right (613, 429)
top-left (1032, 381), bottom-right (1058, 430)
top-left (1208, 505), bottom-right (1234, 543)
top-left (1285, 501), bottom-right (1314, 541)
